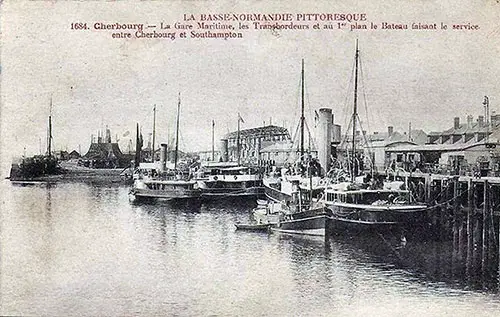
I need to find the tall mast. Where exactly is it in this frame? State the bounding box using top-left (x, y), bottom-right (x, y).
top-left (174, 93), bottom-right (181, 170)
top-left (135, 123), bottom-right (141, 168)
top-left (300, 59), bottom-right (305, 160)
top-left (237, 113), bottom-right (241, 165)
top-left (47, 95), bottom-right (53, 158)
top-left (351, 40), bottom-right (359, 182)
top-left (212, 120), bottom-right (215, 161)
top-left (151, 104), bottom-right (156, 162)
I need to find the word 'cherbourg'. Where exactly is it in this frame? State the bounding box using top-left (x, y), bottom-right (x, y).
top-left (183, 13), bottom-right (367, 22)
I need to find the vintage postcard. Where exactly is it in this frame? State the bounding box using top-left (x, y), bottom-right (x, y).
top-left (1, 0), bottom-right (499, 316)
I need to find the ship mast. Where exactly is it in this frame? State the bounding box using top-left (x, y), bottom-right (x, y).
top-left (237, 113), bottom-right (241, 165)
top-left (135, 123), bottom-right (141, 168)
top-left (47, 95), bottom-right (53, 158)
top-left (174, 93), bottom-right (181, 170)
top-left (151, 104), bottom-right (156, 162)
top-left (212, 119), bottom-right (215, 161)
top-left (351, 40), bottom-right (359, 182)
top-left (300, 59), bottom-right (305, 160)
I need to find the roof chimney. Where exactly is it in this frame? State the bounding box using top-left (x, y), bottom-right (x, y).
top-left (388, 126), bottom-right (394, 136)
top-left (454, 117), bottom-right (460, 129)
top-left (467, 115), bottom-right (473, 129)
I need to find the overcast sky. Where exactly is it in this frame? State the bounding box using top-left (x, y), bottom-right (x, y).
top-left (1, 0), bottom-right (499, 175)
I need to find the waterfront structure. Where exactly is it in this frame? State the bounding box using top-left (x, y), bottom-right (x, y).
top-left (221, 125), bottom-right (291, 165)
top-left (386, 114), bottom-right (500, 176)
top-left (83, 128), bottom-right (131, 168)
top-left (68, 150), bottom-right (81, 159)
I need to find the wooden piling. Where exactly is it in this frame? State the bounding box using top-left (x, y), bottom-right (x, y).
top-left (482, 180), bottom-right (489, 273)
top-left (453, 177), bottom-right (460, 257)
top-left (466, 178), bottom-right (473, 272)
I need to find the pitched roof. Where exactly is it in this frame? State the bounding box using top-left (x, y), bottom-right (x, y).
top-left (84, 143), bottom-right (125, 159)
top-left (224, 125), bottom-right (290, 140)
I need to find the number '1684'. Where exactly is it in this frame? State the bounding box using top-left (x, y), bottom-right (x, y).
top-left (71, 23), bottom-right (88, 30)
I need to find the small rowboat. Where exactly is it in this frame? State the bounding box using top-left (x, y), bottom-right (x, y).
top-left (235, 223), bottom-right (274, 232)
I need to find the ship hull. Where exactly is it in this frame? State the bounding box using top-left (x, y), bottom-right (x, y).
top-left (272, 207), bottom-right (328, 236)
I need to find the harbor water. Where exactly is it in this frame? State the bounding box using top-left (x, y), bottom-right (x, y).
top-left (2, 181), bottom-right (500, 316)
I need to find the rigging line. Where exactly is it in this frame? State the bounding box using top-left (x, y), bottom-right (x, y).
top-left (341, 55), bottom-right (357, 137)
top-left (292, 67), bottom-right (302, 129)
top-left (291, 120), bottom-right (301, 148)
top-left (358, 54), bottom-right (373, 136)
top-left (339, 113), bottom-right (354, 148)
top-left (303, 120), bottom-right (317, 150)
top-left (303, 69), bottom-right (317, 143)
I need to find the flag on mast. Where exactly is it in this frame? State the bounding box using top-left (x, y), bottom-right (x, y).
top-left (238, 113), bottom-right (245, 123)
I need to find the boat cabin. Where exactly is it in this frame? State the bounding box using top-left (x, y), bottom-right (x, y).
top-left (144, 180), bottom-right (197, 190)
top-left (324, 189), bottom-right (410, 205)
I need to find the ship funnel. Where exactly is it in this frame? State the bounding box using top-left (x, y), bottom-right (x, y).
top-left (219, 139), bottom-right (228, 162)
top-left (318, 108), bottom-right (333, 175)
top-left (160, 143), bottom-right (168, 172)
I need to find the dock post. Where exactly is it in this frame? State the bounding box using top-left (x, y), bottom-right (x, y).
top-left (482, 180), bottom-right (489, 274)
top-left (466, 178), bottom-right (474, 273)
top-left (425, 175), bottom-right (431, 204)
top-left (452, 176), bottom-right (460, 260)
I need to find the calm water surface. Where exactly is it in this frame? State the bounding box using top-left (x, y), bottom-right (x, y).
top-left (1, 181), bottom-right (500, 316)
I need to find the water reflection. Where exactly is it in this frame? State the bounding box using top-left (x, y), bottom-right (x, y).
top-left (2, 181), bottom-right (500, 316)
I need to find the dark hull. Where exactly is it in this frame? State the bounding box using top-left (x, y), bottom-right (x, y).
top-left (327, 216), bottom-right (401, 236)
top-left (200, 186), bottom-right (264, 199)
top-left (272, 208), bottom-right (328, 236)
top-left (326, 204), bottom-right (428, 236)
top-left (9, 157), bottom-right (61, 181)
top-left (235, 223), bottom-right (274, 231)
top-left (130, 188), bottom-right (201, 201)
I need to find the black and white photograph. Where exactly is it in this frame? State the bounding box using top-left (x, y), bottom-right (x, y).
top-left (1, 1), bottom-right (499, 315)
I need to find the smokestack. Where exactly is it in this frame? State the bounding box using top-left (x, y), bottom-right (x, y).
top-left (219, 138), bottom-right (228, 162)
top-left (318, 108), bottom-right (333, 175)
top-left (454, 117), bottom-right (460, 129)
top-left (467, 115), bottom-right (473, 129)
top-left (478, 115), bottom-right (484, 127)
top-left (160, 143), bottom-right (167, 172)
top-left (388, 126), bottom-right (394, 136)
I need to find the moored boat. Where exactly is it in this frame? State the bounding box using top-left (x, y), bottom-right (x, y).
top-left (270, 174), bottom-right (330, 236)
top-left (322, 181), bottom-right (428, 236)
top-left (195, 162), bottom-right (263, 199)
top-left (130, 93), bottom-right (201, 202)
top-left (235, 223), bottom-right (272, 232)
top-left (130, 177), bottom-right (200, 201)
top-left (262, 60), bottom-right (325, 203)
top-left (322, 41), bottom-right (429, 236)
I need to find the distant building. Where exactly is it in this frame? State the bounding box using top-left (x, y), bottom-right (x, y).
top-left (222, 125), bottom-right (291, 164)
top-left (54, 150), bottom-right (69, 161)
top-left (259, 141), bottom-right (317, 167)
top-left (68, 150), bottom-right (81, 159)
top-left (83, 127), bottom-right (132, 168)
top-left (338, 126), bottom-right (428, 173)
top-left (386, 115), bottom-right (500, 176)
top-left (192, 150), bottom-right (221, 162)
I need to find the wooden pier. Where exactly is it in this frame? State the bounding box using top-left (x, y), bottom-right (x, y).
top-left (391, 171), bottom-right (500, 287)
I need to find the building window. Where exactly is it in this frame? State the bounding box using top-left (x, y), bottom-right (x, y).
top-left (397, 154), bottom-right (403, 162)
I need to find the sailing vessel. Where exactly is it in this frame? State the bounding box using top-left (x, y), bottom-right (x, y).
top-left (195, 115), bottom-right (264, 199)
top-left (270, 173), bottom-right (330, 236)
top-left (130, 94), bottom-right (201, 202)
top-left (263, 60), bottom-right (324, 203)
top-left (322, 41), bottom-right (428, 235)
top-left (9, 97), bottom-right (61, 181)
